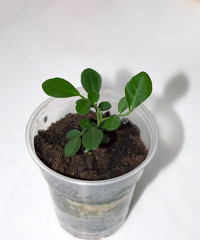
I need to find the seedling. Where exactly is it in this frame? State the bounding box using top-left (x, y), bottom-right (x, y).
top-left (42, 68), bottom-right (152, 156)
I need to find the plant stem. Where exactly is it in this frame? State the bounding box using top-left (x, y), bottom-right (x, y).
top-left (79, 94), bottom-right (88, 101)
top-left (79, 94), bottom-right (103, 127)
top-left (80, 94), bottom-right (128, 128)
top-left (96, 107), bottom-right (100, 124)
top-left (94, 104), bottom-right (102, 127)
top-left (118, 111), bottom-right (131, 117)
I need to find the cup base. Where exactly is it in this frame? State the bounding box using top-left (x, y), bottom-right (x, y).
top-left (59, 219), bottom-right (124, 239)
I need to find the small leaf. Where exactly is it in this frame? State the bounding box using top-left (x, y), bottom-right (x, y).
top-left (81, 68), bottom-right (102, 93)
top-left (64, 136), bottom-right (81, 157)
top-left (82, 127), bottom-right (103, 150)
top-left (125, 72), bottom-right (152, 112)
top-left (99, 101), bottom-right (112, 111)
top-left (76, 99), bottom-right (91, 115)
top-left (101, 116), bottom-right (121, 131)
top-left (42, 78), bottom-right (80, 98)
top-left (66, 129), bottom-right (81, 139)
top-left (88, 91), bottom-right (100, 103)
top-left (101, 133), bottom-right (110, 144)
top-left (80, 119), bottom-right (92, 129)
top-left (76, 99), bottom-right (83, 104)
top-left (118, 97), bottom-right (128, 114)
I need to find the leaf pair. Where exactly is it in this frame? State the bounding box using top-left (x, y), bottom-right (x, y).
top-left (42, 68), bottom-right (102, 116)
top-left (42, 68), bottom-right (102, 99)
top-left (64, 119), bottom-right (104, 156)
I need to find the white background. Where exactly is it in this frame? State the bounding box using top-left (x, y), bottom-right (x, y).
top-left (1, 0), bottom-right (200, 239)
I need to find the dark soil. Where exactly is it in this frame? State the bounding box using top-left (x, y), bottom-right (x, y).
top-left (34, 112), bottom-right (148, 181)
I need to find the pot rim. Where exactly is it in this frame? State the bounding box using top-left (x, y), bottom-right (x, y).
top-left (26, 87), bottom-right (158, 186)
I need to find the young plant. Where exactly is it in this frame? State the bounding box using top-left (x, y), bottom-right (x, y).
top-left (42, 68), bottom-right (152, 156)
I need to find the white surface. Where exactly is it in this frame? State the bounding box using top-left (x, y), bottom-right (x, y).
top-left (1, 0), bottom-right (200, 239)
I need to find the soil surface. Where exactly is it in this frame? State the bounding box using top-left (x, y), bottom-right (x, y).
top-left (34, 112), bottom-right (148, 180)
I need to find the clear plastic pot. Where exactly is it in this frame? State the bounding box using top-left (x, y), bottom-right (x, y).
top-left (26, 88), bottom-right (158, 239)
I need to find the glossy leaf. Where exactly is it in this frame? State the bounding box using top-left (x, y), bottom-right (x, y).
top-left (118, 97), bottom-right (128, 114)
top-left (81, 68), bottom-right (102, 93)
top-left (80, 119), bottom-right (92, 129)
top-left (101, 116), bottom-right (121, 131)
top-left (125, 72), bottom-right (152, 112)
top-left (64, 136), bottom-right (81, 156)
top-left (82, 127), bottom-right (103, 150)
top-left (66, 129), bottom-right (81, 139)
top-left (88, 91), bottom-right (100, 103)
top-left (101, 115), bottom-right (121, 131)
top-left (76, 99), bottom-right (91, 115)
top-left (42, 78), bottom-right (80, 98)
top-left (99, 101), bottom-right (111, 111)
top-left (76, 99), bottom-right (83, 104)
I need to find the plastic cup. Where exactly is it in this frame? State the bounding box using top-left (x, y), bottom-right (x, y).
top-left (26, 88), bottom-right (158, 239)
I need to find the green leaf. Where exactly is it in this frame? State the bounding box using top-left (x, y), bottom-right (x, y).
top-left (42, 78), bottom-right (80, 98)
top-left (64, 136), bottom-right (81, 157)
top-left (81, 68), bottom-right (102, 93)
top-left (99, 101), bottom-right (112, 111)
top-left (66, 129), bottom-right (81, 139)
top-left (118, 97), bottom-right (128, 114)
top-left (76, 99), bottom-right (83, 104)
top-left (101, 133), bottom-right (110, 144)
top-left (80, 119), bottom-right (92, 129)
top-left (88, 91), bottom-right (100, 103)
top-left (101, 116), bottom-right (121, 131)
top-left (125, 72), bottom-right (152, 112)
top-left (76, 99), bottom-right (91, 115)
top-left (82, 127), bottom-right (103, 150)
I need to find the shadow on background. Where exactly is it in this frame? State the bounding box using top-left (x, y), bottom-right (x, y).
top-left (110, 70), bottom-right (189, 214)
